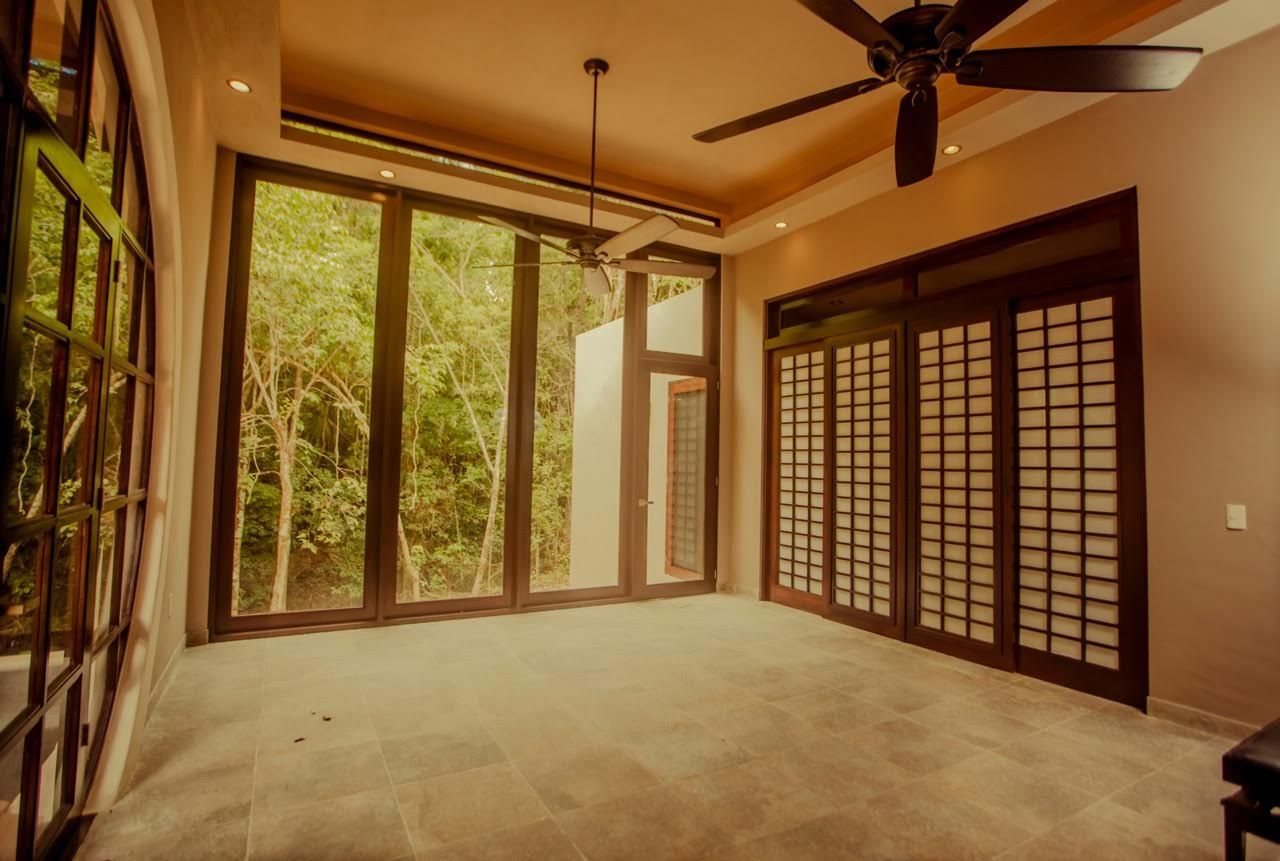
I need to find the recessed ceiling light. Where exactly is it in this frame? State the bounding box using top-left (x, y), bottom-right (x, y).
top-left (226, 79), bottom-right (252, 94)
top-left (379, 169), bottom-right (396, 179)
top-left (775, 221), bottom-right (788, 229)
top-left (942, 144), bottom-right (963, 156)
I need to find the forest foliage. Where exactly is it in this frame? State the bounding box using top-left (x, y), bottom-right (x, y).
top-left (232, 182), bottom-right (696, 614)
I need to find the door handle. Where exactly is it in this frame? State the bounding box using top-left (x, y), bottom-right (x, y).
top-left (637, 498), bottom-right (655, 508)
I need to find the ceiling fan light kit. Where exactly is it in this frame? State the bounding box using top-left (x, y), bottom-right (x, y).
top-left (695, 0), bottom-right (1202, 187)
top-left (479, 58), bottom-right (717, 293)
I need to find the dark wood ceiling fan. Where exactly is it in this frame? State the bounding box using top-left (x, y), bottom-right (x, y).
top-left (694, 0), bottom-right (1203, 187)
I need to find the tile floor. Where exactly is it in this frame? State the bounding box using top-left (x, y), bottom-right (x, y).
top-left (78, 593), bottom-right (1276, 860)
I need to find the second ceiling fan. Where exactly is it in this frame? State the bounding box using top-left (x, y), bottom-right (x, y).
top-left (695, 0), bottom-right (1203, 187)
top-left (484, 58), bottom-right (716, 296)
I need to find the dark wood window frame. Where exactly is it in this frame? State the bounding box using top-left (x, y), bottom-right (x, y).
top-left (0, 2), bottom-right (154, 857)
top-left (761, 189), bottom-right (1149, 709)
top-left (210, 155), bottom-right (722, 638)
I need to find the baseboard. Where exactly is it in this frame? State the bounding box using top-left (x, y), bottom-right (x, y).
top-left (1147, 696), bottom-right (1260, 741)
top-left (717, 581), bottom-right (760, 599)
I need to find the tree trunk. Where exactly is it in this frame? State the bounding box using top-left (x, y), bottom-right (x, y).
top-left (232, 481), bottom-right (247, 608)
top-left (397, 514), bottom-right (421, 602)
top-left (269, 435), bottom-right (295, 613)
top-left (470, 407), bottom-right (507, 596)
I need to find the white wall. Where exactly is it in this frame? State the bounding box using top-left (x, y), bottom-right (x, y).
top-left (567, 285), bottom-right (704, 588)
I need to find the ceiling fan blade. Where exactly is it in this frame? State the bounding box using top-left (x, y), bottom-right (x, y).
top-left (611, 258), bottom-right (718, 279)
top-left (956, 46), bottom-right (1203, 92)
top-left (935, 0), bottom-right (1030, 46)
top-left (479, 216), bottom-right (578, 258)
top-left (597, 214), bottom-right (678, 259)
top-left (694, 77), bottom-right (886, 143)
top-left (895, 86), bottom-right (938, 188)
top-left (584, 266), bottom-right (612, 297)
top-left (469, 261), bottom-right (578, 269)
top-left (795, 0), bottom-right (903, 52)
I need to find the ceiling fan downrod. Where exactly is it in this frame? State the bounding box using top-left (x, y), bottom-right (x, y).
top-left (583, 58), bottom-right (609, 237)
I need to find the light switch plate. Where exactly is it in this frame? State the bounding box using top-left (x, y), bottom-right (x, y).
top-left (1225, 504), bottom-right (1247, 531)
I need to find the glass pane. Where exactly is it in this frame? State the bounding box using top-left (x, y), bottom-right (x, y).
top-left (118, 134), bottom-right (144, 239)
top-left (7, 327), bottom-right (56, 523)
top-left (59, 348), bottom-right (97, 509)
top-left (232, 182), bottom-right (380, 616)
top-left (72, 214), bottom-right (106, 339)
top-left (35, 694), bottom-right (68, 840)
top-left (26, 165), bottom-right (70, 321)
top-left (135, 270), bottom-right (153, 372)
top-left (0, 538), bottom-right (40, 729)
top-left (118, 504), bottom-right (140, 620)
top-left (114, 248), bottom-right (139, 360)
top-left (530, 248), bottom-right (625, 593)
top-left (101, 370), bottom-right (125, 497)
top-left (84, 10), bottom-right (121, 200)
top-left (0, 739), bottom-right (22, 859)
top-left (395, 212), bottom-right (513, 603)
top-left (27, 0), bottom-right (84, 142)
top-left (646, 270), bottom-right (703, 356)
top-left (127, 380), bottom-right (150, 490)
top-left (89, 511), bottom-right (114, 642)
top-left (46, 525), bottom-right (78, 688)
top-left (646, 374), bottom-right (708, 585)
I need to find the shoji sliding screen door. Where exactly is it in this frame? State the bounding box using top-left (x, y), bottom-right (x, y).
top-left (762, 192), bottom-right (1148, 708)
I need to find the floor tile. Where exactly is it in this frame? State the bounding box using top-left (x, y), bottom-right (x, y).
top-left (394, 762), bottom-right (547, 850)
top-left (754, 740), bottom-right (914, 807)
top-left (909, 697), bottom-right (1039, 749)
top-left (997, 726), bottom-right (1159, 796)
top-left (247, 788), bottom-right (413, 861)
top-left (846, 716), bottom-right (983, 776)
top-left (699, 702), bottom-right (834, 756)
top-left (622, 720), bottom-right (753, 781)
top-left (772, 688), bottom-right (898, 737)
top-left (79, 812), bottom-right (249, 860)
top-left (253, 739), bottom-right (389, 814)
top-left (415, 818), bottom-right (581, 861)
top-left (998, 799), bottom-right (1218, 860)
top-left (91, 760), bottom-right (254, 844)
top-left (514, 741), bottom-right (661, 813)
top-left (922, 751), bottom-right (1098, 834)
top-left (672, 757), bottom-right (834, 844)
top-left (378, 713), bottom-right (506, 784)
top-left (556, 785), bottom-right (729, 861)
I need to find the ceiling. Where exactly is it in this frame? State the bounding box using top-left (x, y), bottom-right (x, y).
top-left (179, 0), bottom-right (1277, 251)
top-left (278, 0), bottom-right (1182, 218)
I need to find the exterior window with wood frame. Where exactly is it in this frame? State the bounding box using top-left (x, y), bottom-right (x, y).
top-left (0, 3), bottom-right (155, 857)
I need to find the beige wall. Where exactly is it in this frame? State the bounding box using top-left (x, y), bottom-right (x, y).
top-left (89, 0), bottom-right (219, 806)
top-left (725, 26), bottom-right (1280, 725)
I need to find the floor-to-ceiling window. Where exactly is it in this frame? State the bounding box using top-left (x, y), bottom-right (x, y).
top-left (211, 160), bottom-right (722, 635)
top-left (0, 1), bottom-right (154, 856)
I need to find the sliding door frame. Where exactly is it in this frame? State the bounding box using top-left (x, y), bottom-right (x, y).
top-left (210, 156), bottom-right (720, 637)
top-left (759, 190), bottom-right (1148, 708)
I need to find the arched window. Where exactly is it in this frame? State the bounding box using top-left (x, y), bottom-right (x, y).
top-left (0, 1), bottom-right (154, 856)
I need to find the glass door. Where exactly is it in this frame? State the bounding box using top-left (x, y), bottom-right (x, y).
top-left (633, 363), bottom-right (717, 597)
top-left (213, 170), bottom-right (387, 631)
top-left (382, 206), bottom-right (517, 616)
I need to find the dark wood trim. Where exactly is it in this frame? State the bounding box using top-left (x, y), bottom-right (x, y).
top-left (759, 191), bottom-right (1146, 707)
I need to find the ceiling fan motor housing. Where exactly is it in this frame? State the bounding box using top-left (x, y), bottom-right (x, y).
top-left (869, 4), bottom-right (953, 87)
